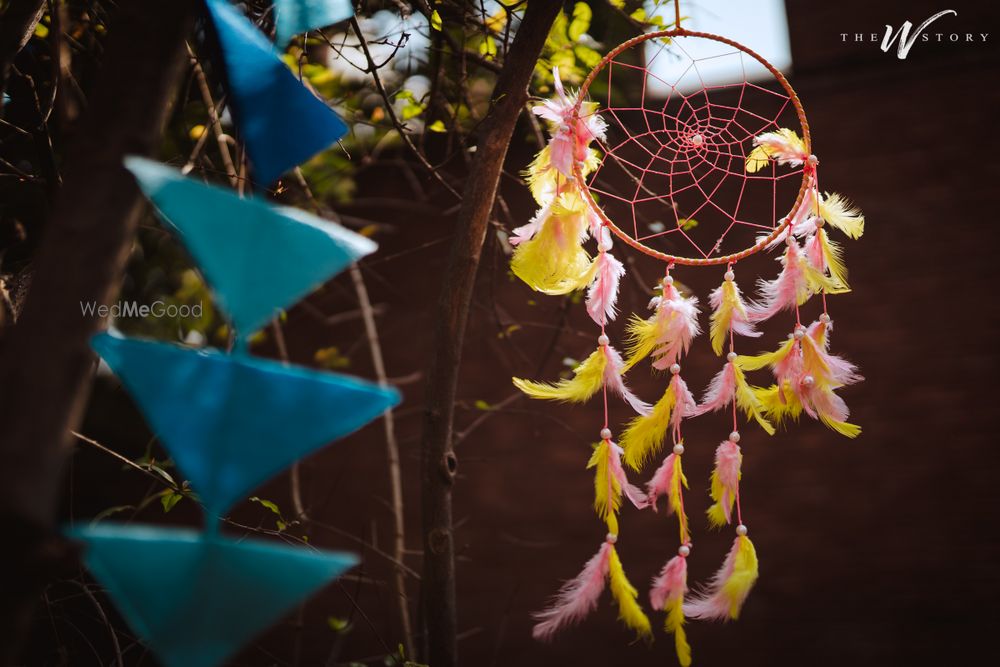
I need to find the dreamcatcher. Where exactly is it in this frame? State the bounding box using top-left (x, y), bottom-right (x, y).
top-left (510, 11), bottom-right (864, 666)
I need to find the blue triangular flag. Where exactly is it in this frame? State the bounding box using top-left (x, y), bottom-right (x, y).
top-left (125, 157), bottom-right (375, 336)
top-left (204, 0), bottom-right (348, 184)
top-left (274, 0), bottom-right (354, 48)
top-left (92, 331), bottom-right (400, 516)
top-left (69, 523), bottom-right (356, 667)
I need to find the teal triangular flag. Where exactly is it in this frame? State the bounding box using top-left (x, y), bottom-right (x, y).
top-left (204, 0), bottom-right (348, 184)
top-left (69, 523), bottom-right (356, 667)
top-left (275, 0), bottom-right (354, 48)
top-left (92, 331), bottom-right (400, 516)
top-left (125, 157), bottom-right (375, 336)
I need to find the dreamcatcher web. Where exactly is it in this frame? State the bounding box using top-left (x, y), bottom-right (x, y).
top-left (577, 33), bottom-right (809, 264)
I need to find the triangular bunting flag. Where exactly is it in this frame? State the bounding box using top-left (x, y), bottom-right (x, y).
top-left (69, 523), bottom-right (356, 667)
top-left (274, 0), bottom-right (354, 49)
top-left (125, 157), bottom-right (375, 336)
top-left (92, 331), bottom-right (400, 516)
top-left (203, 0), bottom-right (348, 184)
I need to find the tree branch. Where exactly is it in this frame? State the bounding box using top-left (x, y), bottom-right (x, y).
top-left (418, 2), bottom-right (561, 665)
top-left (0, 0), bottom-right (198, 658)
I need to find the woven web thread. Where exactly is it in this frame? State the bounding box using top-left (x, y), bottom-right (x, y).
top-left (579, 36), bottom-right (805, 261)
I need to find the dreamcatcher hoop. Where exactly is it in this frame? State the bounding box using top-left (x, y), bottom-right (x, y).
top-left (572, 29), bottom-right (813, 266)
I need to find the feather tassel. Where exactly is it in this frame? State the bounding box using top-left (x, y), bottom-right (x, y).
top-left (684, 534), bottom-right (759, 621)
top-left (707, 439), bottom-right (742, 527)
top-left (745, 128), bottom-right (808, 173)
top-left (532, 540), bottom-right (612, 640)
top-left (646, 452), bottom-right (690, 542)
top-left (805, 227), bottom-right (850, 293)
top-left (608, 543), bottom-right (654, 640)
top-left (510, 191), bottom-right (597, 295)
top-left (708, 278), bottom-right (760, 356)
top-left (624, 281), bottom-right (701, 370)
top-left (650, 555), bottom-right (692, 667)
top-left (585, 251), bottom-right (625, 326)
top-left (748, 238), bottom-right (837, 323)
top-left (514, 344), bottom-right (649, 414)
top-left (692, 361), bottom-right (775, 435)
top-left (818, 192), bottom-right (865, 240)
top-left (513, 346), bottom-right (606, 403)
top-left (590, 440), bottom-right (648, 534)
top-left (621, 374), bottom-right (697, 470)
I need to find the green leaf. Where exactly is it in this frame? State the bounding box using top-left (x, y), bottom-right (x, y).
top-left (327, 616), bottom-right (351, 632)
top-left (474, 399), bottom-right (492, 411)
top-left (568, 2), bottom-right (592, 41)
top-left (430, 10), bottom-right (442, 31)
top-left (249, 496), bottom-right (282, 516)
top-left (574, 44), bottom-right (601, 68)
top-left (427, 119), bottom-right (447, 132)
top-left (91, 505), bottom-right (135, 524)
top-left (160, 490), bottom-right (183, 513)
top-left (679, 217), bottom-right (699, 231)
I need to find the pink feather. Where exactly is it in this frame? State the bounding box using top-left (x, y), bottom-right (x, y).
top-left (532, 541), bottom-right (612, 640)
top-left (690, 362), bottom-right (736, 416)
top-left (603, 345), bottom-right (652, 415)
top-left (586, 252), bottom-right (625, 326)
top-left (650, 554), bottom-right (689, 610)
top-left (712, 440), bottom-right (742, 524)
top-left (509, 201), bottom-right (551, 246)
top-left (748, 239), bottom-right (809, 323)
top-left (609, 442), bottom-right (649, 510)
top-left (684, 536), bottom-right (749, 621)
top-left (649, 284), bottom-right (702, 370)
top-left (669, 374), bottom-right (697, 431)
top-left (805, 233), bottom-right (825, 271)
top-left (646, 452), bottom-right (679, 510)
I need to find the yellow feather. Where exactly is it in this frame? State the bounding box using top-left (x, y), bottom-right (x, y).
top-left (707, 450), bottom-right (741, 529)
top-left (510, 193), bottom-right (595, 295)
top-left (733, 363), bottom-right (775, 435)
top-left (512, 347), bottom-right (606, 403)
top-left (621, 383), bottom-right (675, 470)
top-left (818, 228), bottom-right (850, 293)
top-left (820, 414), bottom-right (862, 438)
top-left (668, 452), bottom-right (690, 543)
top-left (755, 383), bottom-right (804, 427)
top-left (588, 441), bottom-right (621, 534)
top-left (608, 545), bottom-right (653, 640)
top-left (819, 192), bottom-right (865, 240)
top-left (709, 280), bottom-right (747, 356)
top-left (723, 536), bottom-right (759, 619)
top-left (524, 145), bottom-right (557, 205)
top-left (664, 597), bottom-right (692, 667)
top-left (623, 314), bottom-right (659, 371)
top-left (736, 337), bottom-right (795, 372)
top-left (744, 144), bottom-right (770, 173)
top-left (802, 257), bottom-right (840, 301)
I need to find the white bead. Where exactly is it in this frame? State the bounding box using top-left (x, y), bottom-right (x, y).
top-left (786, 233), bottom-right (796, 245)
top-left (690, 133), bottom-right (703, 147)
top-left (724, 270), bottom-right (735, 282)
top-left (678, 545), bottom-right (691, 557)
top-left (598, 334), bottom-right (610, 346)
top-left (736, 524), bottom-right (748, 536)
top-left (600, 428), bottom-right (612, 440)
top-left (673, 443), bottom-right (685, 455)
top-left (727, 352), bottom-right (737, 362)
top-left (802, 375), bottom-right (815, 387)
top-left (606, 532), bottom-right (618, 544)
top-left (663, 275), bottom-right (674, 286)
top-left (820, 313), bottom-right (831, 323)
top-left (814, 216), bottom-right (825, 228)
top-left (729, 431), bottom-right (740, 443)
top-left (670, 363), bottom-right (681, 375)
top-left (807, 154), bottom-right (819, 166)
top-left (793, 328), bottom-right (805, 340)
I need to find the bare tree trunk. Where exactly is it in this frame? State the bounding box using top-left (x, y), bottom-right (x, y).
top-left (419, 3), bottom-right (562, 666)
top-left (0, 1), bottom-right (197, 661)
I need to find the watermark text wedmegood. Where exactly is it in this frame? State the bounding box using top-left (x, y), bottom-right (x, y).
top-left (80, 300), bottom-right (203, 319)
top-left (840, 10), bottom-right (989, 60)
